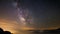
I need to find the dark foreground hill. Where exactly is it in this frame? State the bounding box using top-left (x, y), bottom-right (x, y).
top-left (0, 28), bottom-right (12, 34)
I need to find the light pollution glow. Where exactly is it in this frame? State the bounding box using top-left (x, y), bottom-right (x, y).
top-left (0, 18), bottom-right (59, 34)
top-left (0, 18), bottom-right (35, 34)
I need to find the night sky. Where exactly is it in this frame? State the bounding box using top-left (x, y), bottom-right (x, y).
top-left (0, 0), bottom-right (60, 34)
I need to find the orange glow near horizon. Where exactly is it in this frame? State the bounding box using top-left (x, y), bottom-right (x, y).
top-left (0, 18), bottom-right (59, 34)
top-left (0, 18), bottom-right (18, 33)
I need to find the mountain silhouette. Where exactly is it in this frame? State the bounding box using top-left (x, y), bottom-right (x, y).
top-left (0, 28), bottom-right (12, 34)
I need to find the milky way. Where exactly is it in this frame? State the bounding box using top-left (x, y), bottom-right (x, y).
top-left (16, 0), bottom-right (34, 28)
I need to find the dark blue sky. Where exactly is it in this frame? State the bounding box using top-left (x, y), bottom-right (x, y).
top-left (19, 0), bottom-right (60, 28)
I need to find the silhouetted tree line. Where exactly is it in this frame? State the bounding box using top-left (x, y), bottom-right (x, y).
top-left (0, 28), bottom-right (12, 34)
top-left (28, 28), bottom-right (60, 34)
top-left (44, 28), bottom-right (60, 33)
top-left (42, 28), bottom-right (60, 34)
